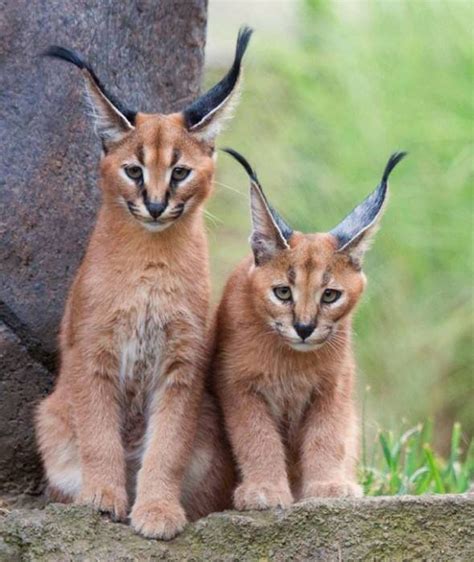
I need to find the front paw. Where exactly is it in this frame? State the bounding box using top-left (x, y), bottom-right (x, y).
top-left (77, 484), bottom-right (128, 521)
top-left (234, 480), bottom-right (293, 511)
top-left (302, 480), bottom-right (363, 499)
top-left (130, 500), bottom-right (187, 540)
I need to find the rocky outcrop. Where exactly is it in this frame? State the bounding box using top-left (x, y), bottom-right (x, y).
top-left (1, 494), bottom-right (472, 561)
top-left (0, 323), bottom-right (52, 494)
top-left (0, 0), bottom-right (207, 492)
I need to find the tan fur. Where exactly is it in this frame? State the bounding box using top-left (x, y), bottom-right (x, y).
top-left (35, 113), bottom-right (234, 538)
top-left (210, 232), bottom-right (365, 510)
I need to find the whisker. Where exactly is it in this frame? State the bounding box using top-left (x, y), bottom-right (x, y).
top-left (214, 180), bottom-right (246, 196)
top-left (204, 209), bottom-right (223, 225)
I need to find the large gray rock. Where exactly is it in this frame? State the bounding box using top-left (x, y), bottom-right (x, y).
top-left (0, 495), bottom-right (473, 560)
top-left (0, 323), bottom-right (52, 494)
top-left (0, 0), bottom-right (207, 361)
top-left (0, 0), bottom-right (207, 492)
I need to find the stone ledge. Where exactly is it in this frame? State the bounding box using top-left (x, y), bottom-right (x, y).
top-left (1, 494), bottom-right (472, 561)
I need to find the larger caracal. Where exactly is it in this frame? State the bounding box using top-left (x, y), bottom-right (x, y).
top-left (35, 28), bottom-right (252, 539)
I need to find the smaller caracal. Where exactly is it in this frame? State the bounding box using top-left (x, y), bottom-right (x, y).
top-left (35, 29), bottom-right (252, 539)
top-left (210, 149), bottom-right (406, 509)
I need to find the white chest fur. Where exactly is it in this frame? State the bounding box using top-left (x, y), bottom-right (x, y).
top-left (259, 374), bottom-right (314, 430)
top-left (116, 282), bottom-right (167, 401)
top-left (119, 314), bottom-right (164, 386)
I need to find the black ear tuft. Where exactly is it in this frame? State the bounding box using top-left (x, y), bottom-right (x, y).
top-left (222, 147), bottom-right (258, 182)
top-left (234, 25), bottom-right (254, 64)
top-left (183, 26), bottom-right (253, 132)
top-left (43, 45), bottom-right (137, 125)
top-left (43, 45), bottom-right (86, 69)
top-left (381, 151), bottom-right (408, 184)
top-left (223, 147), bottom-right (293, 243)
top-left (331, 151), bottom-right (407, 254)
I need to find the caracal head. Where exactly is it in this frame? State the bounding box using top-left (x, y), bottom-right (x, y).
top-left (45, 27), bottom-right (253, 232)
top-left (224, 148), bottom-right (407, 352)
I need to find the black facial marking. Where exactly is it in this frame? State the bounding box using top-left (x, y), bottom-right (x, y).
top-left (170, 203), bottom-right (185, 219)
top-left (171, 149), bottom-right (181, 167)
top-left (127, 201), bottom-right (138, 217)
top-left (142, 188), bottom-right (149, 207)
top-left (321, 270), bottom-right (331, 287)
top-left (136, 145), bottom-right (145, 165)
top-left (42, 46), bottom-right (137, 125)
top-left (288, 266), bottom-right (296, 285)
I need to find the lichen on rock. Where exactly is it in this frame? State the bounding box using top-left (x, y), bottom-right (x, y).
top-left (0, 494), bottom-right (473, 561)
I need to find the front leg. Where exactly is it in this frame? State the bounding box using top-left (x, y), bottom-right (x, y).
top-left (221, 383), bottom-right (293, 510)
top-left (299, 384), bottom-right (362, 500)
top-left (131, 317), bottom-right (204, 540)
top-left (72, 349), bottom-right (128, 520)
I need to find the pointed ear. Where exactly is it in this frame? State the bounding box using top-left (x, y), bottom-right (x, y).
top-left (183, 26), bottom-right (253, 143)
top-left (43, 46), bottom-right (136, 149)
top-left (331, 152), bottom-right (407, 265)
top-left (223, 148), bottom-right (293, 265)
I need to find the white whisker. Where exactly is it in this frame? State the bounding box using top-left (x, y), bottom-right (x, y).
top-left (204, 209), bottom-right (223, 226)
top-left (214, 180), bottom-right (246, 196)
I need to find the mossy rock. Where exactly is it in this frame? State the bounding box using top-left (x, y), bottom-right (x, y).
top-left (1, 494), bottom-right (473, 561)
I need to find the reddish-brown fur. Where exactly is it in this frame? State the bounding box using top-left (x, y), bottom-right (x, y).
top-left (208, 161), bottom-right (381, 508)
top-left (35, 113), bottom-right (235, 538)
top-left (211, 238), bottom-right (363, 508)
top-left (34, 30), bottom-right (254, 538)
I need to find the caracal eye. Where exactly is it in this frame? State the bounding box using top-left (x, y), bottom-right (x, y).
top-left (273, 286), bottom-right (292, 302)
top-left (171, 166), bottom-right (190, 183)
top-left (321, 288), bottom-right (342, 304)
top-left (124, 165), bottom-right (143, 182)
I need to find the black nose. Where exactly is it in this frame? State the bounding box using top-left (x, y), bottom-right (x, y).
top-left (146, 201), bottom-right (167, 219)
top-left (294, 322), bottom-right (316, 341)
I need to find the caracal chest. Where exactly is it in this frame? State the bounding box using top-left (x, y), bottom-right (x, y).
top-left (259, 373), bottom-right (315, 432)
top-left (115, 276), bottom-right (169, 400)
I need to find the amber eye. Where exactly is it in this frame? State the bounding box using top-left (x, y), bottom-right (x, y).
top-left (171, 167), bottom-right (190, 183)
top-left (273, 286), bottom-right (293, 302)
top-left (321, 289), bottom-right (342, 304)
top-left (124, 165), bottom-right (143, 182)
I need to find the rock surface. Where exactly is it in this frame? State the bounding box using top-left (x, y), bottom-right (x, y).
top-left (0, 494), bottom-right (473, 561)
top-left (0, 322), bottom-right (52, 494)
top-left (0, 0), bottom-right (207, 492)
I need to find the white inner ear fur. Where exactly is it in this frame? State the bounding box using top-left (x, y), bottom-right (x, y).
top-left (190, 78), bottom-right (242, 143)
top-left (82, 74), bottom-right (134, 143)
top-left (250, 182), bottom-right (289, 251)
top-left (337, 189), bottom-right (389, 258)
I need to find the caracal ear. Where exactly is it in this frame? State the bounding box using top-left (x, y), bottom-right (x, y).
top-left (331, 151), bottom-right (407, 266)
top-left (182, 26), bottom-right (253, 143)
top-left (223, 148), bottom-right (293, 266)
top-left (43, 46), bottom-right (136, 150)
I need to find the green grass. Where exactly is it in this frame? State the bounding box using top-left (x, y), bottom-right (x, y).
top-left (361, 420), bottom-right (473, 496)
top-left (205, 0), bottom-right (474, 450)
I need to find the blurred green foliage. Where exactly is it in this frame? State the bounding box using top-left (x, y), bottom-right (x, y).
top-left (205, 1), bottom-right (473, 450)
top-left (361, 420), bottom-right (473, 495)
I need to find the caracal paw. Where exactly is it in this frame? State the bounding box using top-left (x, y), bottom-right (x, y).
top-left (302, 480), bottom-right (363, 499)
top-left (77, 484), bottom-right (128, 521)
top-left (130, 500), bottom-right (187, 540)
top-left (234, 480), bottom-right (293, 511)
